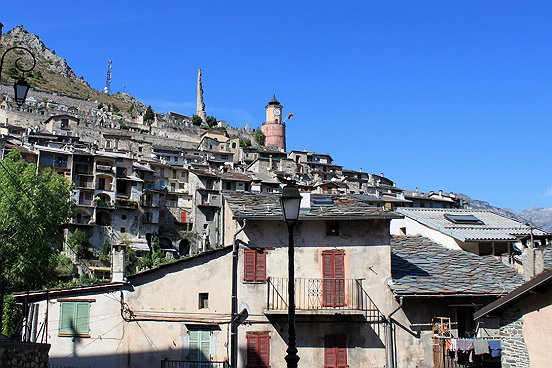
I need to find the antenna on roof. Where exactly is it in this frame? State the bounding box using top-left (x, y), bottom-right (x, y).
top-left (104, 59), bottom-right (112, 94)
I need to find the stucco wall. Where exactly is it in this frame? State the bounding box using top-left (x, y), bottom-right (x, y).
top-left (390, 217), bottom-right (463, 250)
top-left (498, 283), bottom-right (552, 368)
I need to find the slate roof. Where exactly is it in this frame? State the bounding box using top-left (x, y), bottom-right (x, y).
top-left (391, 235), bottom-right (524, 296)
top-left (218, 171), bottom-right (252, 182)
top-left (223, 191), bottom-right (402, 220)
top-left (397, 208), bottom-right (550, 242)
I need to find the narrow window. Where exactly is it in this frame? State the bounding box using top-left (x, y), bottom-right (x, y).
top-left (247, 333), bottom-right (270, 368)
top-left (324, 335), bottom-right (347, 368)
top-left (244, 249), bottom-right (267, 282)
top-left (199, 293), bottom-right (209, 309)
top-left (326, 221), bottom-right (340, 236)
top-left (120, 227), bottom-right (126, 233)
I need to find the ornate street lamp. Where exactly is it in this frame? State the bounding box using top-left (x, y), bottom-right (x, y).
top-left (280, 183), bottom-right (302, 368)
top-left (0, 46), bottom-right (36, 106)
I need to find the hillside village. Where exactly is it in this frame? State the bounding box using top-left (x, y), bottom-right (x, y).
top-left (1, 24), bottom-right (552, 368)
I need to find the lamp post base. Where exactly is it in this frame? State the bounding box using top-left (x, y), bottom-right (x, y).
top-left (285, 345), bottom-right (300, 368)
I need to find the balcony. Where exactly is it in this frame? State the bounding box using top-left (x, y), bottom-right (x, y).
top-left (266, 277), bottom-right (385, 322)
top-left (96, 164), bottom-right (114, 174)
top-left (116, 199), bottom-right (139, 209)
top-left (94, 200), bottom-right (114, 210)
top-left (165, 200), bottom-right (179, 208)
top-left (75, 180), bottom-right (94, 189)
top-left (161, 361), bottom-right (227, 368)
top-left (197, 194), bottom-right (221, 207)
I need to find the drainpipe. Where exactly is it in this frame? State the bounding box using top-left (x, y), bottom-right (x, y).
top-left (231, 219), bottom-right (247, 368)
top-left (386, 296), bottom-right (404, 368)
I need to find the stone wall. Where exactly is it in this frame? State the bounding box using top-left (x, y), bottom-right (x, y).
top-left (0, 341), bottom-right (50, 368)
top-left (499, 308), bottom-right (530, 368)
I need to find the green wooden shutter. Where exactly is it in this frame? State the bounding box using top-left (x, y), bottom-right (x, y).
top-left (199, 330), bottom-right (211, 362)
top-left (59, 302), bottom-right (74, 335)
top-left (75, 302), bottom-right (90, 335)
top-left (189, 330), bottom-right (200, 361)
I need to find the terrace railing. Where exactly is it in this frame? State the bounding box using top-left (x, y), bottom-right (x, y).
top-left (160, 361), bottom-right (228, 368)
top-left (267, 277), bottom-right (385, 322)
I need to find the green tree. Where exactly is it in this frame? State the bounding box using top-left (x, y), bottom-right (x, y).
top-left (68, 230), bottom-right (93, 259)
top-left (239, 138), bottom-right (252, 147)
top-left (205, 116), bottom-right (217, 128)
top-left (0, 150), bottom-right (73, 291)
top-left (144, 105), bottom-right (155, 122)
top-left (191, 114), bottom-right (203, 126)
top-left (253, 129), bottom-right (265, 146)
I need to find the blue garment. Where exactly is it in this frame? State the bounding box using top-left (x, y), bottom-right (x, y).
top-left (488, 340), bottom-right (501, 358)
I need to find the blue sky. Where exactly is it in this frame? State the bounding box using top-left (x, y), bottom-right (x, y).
top-left (2, 1), bottom-right (551, 210)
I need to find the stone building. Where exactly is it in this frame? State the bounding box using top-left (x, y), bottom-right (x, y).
top-left (475, 268), bottom-right (552, 368)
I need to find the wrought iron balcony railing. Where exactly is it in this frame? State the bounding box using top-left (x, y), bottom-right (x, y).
top-left (160, 361), bottom-right (228, 368)
top-left (267, 277), bottom-right (385, 322)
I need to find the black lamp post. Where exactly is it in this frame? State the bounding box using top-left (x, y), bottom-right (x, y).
top-left (0, 46), bottom-right (36, 106)
top-left (280, 183), bottom-right (302, 368)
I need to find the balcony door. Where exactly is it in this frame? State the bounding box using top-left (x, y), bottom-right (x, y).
top-left (322, 250), bottom-right (345, 307)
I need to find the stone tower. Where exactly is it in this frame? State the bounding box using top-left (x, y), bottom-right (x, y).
top-left (196, 68), bottom-right (207, 123)
top-left (261, 95), bottom-right (286, 151)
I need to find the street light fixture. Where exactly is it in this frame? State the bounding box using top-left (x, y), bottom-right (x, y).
top-left (280, 183), bottom-right (302, 368)
top-left (0, 46), bottom-right (36, 107)
top-left (13, 77), bottom-right (30, 106)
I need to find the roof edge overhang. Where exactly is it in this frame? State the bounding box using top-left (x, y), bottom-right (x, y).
top-left (233, 215), bottom-right (400, 221)
top-left (392, 292), bottom-right (505, 298)
top-left (12, 282), bottom-right (128, 301)
top-left (474, 268), bottom-right (552, 320)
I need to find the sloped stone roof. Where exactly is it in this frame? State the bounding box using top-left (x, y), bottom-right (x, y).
top-left (391, 235), bottom-right (524, 296)
top-left (223, 192), bottom-right (402, 220)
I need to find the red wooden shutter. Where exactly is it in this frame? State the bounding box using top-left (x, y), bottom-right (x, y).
top-left (247, 333), bottom-right (270, 368)
top-left (244, 250), bottom-right (256, 281)
top-left (247, 334), bottom-right (259, 367)
top-left (336, 335), bottom-right (347, 368)
top-left (325, 335), bottom-right (347, 368)
top-left (256, 250), bottom-right (266, 281)
top-left (259, 334), bottom-right (270, 367)
top-left (322, 251), bottom-right (345, 307)
top-left (334, 251), bottom-right (345, 306)
top-left (180, 211), bottom-right (187, 223)
top-left (322, 251), bottom-right (334, 306)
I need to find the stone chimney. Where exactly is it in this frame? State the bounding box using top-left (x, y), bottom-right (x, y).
top-left (0, 22), bottom-right (4, 43)
top-left (300, 192), bottom-right (311, 212)
top-left (111, 243), bottom-right (127, 282)
top-left (522, 232), bottom-right (545, 281)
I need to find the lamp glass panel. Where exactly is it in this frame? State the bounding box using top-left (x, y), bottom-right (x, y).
top-left (14, 82), bottom-right (29, 104)
top-left (282, 198), bottom-right (301, 222)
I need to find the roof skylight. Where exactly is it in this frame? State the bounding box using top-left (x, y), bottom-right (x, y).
top-left (444, 214), bottom-right (484, 225)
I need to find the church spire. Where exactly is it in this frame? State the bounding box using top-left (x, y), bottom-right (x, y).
top-left (196, 68), bottom-right (207, 123)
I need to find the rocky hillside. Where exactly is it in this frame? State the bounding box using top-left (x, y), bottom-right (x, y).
top-left (0, 26), bottom-right (144, 113)
top-left (517, 207), bottom-right (552, 232)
